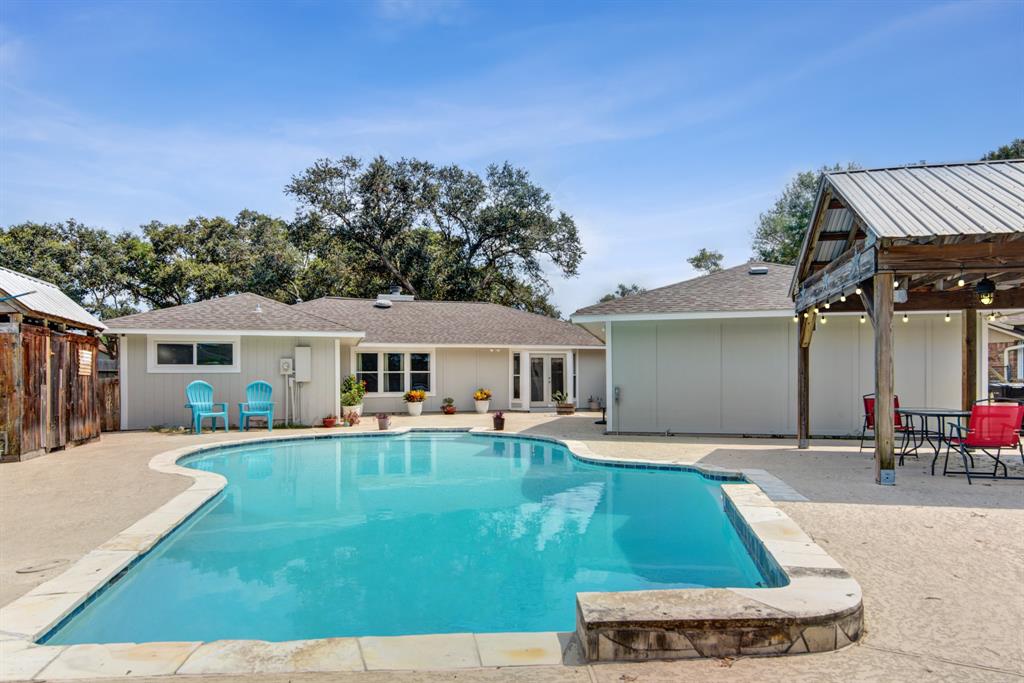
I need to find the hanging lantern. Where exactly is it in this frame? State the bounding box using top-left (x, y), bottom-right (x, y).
top-left (975, 276), bottom-right (995, 306)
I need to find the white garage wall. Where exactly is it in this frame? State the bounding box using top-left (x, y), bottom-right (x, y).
top-left (609, 313), bottom-right (962, 436)
top-left (576, 349), bottom-right (607, 407)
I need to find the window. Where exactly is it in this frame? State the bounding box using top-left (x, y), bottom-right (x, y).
top-left (357, 353), bottom-right (379, 393)
top-left (354, 350), bottom-right (433, 395)
top-left (148, 337), bottom-right (240, 373)
top-left (385, 353), bottom-right (405, 392)
top-left (410, 353), bottom-right (430, 392)
top-left (512, 353), bottom-right (521, 400)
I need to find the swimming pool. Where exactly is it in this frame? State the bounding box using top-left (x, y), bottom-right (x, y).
top-left (45, 432), bottom-right (781, 644)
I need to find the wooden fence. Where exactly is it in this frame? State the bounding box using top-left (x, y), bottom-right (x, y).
top-left (100, 377), bottom-right (120, 432)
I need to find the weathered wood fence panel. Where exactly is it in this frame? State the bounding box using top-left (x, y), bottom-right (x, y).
top-left (0, 332), bottom-right (19, 458)
top-left (99, 378), bottom-right (120, 432)
top-left (48, 332), bottom-right (67, 451)
top-left (67, 334), bottom-right (100, 444)
top-left (20, 325), bottom-right (48, 456)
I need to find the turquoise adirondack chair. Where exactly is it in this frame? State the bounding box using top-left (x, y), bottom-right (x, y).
top-left (184, 381), bottom-right (228, 433)
top-left (239, 380), bottom-right (274, 431)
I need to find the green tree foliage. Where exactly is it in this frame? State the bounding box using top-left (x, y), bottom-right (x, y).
top-left (982, 138), bottom-right (1024, 160)
top-left (751, 164), bottom-right (857, 265)
top-left (599, 283), bottom-right (646, 303)
top-left (687, 248), bottom-right (724, 274)
top-left (286, 156), bottom-right (582, 314)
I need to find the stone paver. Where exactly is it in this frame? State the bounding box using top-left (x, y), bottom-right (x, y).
top-left (359, 634), bottom-right (480, 670)
top-left (38, 642), bottom-right (201, 679)
top-left (474, 632), bottom-right (569, 667)
top-left (178, 638), bottom-right (363, 674)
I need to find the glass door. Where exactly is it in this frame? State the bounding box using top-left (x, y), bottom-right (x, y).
top-left (529, 355), bottom-right (568, 407)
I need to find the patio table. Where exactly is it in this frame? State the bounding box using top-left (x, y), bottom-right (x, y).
top-left (897, 407), bottom-right (970, 475)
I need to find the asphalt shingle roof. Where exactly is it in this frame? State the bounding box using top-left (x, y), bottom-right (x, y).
top-left (572, 262), bottom-right (795, 317)
top-left (294, 298), bottom-right (603, 347)
top-left (103, 293), bottom-right (358, 334)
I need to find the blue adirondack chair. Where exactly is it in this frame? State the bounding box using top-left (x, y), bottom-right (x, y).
top-left (184, 381), bottom-right (228, 433)
top-left (239, 380), bottom-right (274, 431)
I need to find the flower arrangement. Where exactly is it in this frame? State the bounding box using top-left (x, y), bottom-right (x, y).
top-left (403, 389), bottom-right (426, 403)
top-left (344, 410), bottom-right (361, 426)
top-left (441, 397), bottom-right (457, 414)
top-left (322, 415), bottom-right (338, 428)
top-left (341, 375), bottom-right (367, 407)
top-left (375, 412), bottom-right (391, 430)
top-left (473, 388), bottom-right (492, 401)
top-left (492, 410), bottom-right (505, 431)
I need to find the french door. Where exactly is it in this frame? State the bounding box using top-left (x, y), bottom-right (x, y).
top-left (530, 355), bottom-right (566, 407)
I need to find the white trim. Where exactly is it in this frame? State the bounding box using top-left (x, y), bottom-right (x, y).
top-left (118, 334), bottom-right (128, 431)
top-left (146, 335), bottom-right (241, 374)
top-left (572, 310), bottom-right (794, 324)
top-left (354, 342), bottom-right (603, 350)
top-left (605, 322), bottom-right (614, 431)
top-left (978, 312), bottom-right (989, 400)
top-left (107, 327), bottom-right (363, 339)
top-left (334, 339), bottom-right (341, 420)
top-left (351, 346), bottom-right (437, 397)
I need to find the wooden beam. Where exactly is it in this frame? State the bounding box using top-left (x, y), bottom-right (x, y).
top-left (873, 272), bottom-right (895, 485)
top-left (816, 232), bottom-right (852, 241)
top-left (795, 244), bottom-right (876, 312)
top-left (826, 286), bottom-right (1024, 312)
top-left (877, 241), bottom-right (1024, 273)
top-left (962, 308), bottom-right (977, 410)
top-left (797, 311), bottom-right (814, 449)
top-left (858, 281), bottom-right (875, 322)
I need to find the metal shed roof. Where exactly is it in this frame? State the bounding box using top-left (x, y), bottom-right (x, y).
top-left (826, 159), bottom-right (1024, 239)
top-left (0, 266), bottom-right (105, 331)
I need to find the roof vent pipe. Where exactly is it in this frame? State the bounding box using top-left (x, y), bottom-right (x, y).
top-left (389, 284), bottom-right (402, 295)
top-left (748, 266), bottom-right (769, 275)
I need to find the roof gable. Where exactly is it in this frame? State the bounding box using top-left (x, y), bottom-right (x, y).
top-left (572, 262), bottom-right (795, 318)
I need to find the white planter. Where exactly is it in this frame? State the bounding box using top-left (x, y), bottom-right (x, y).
top-left (407, 402), bottom-right (423, 416)
top-left (474, 400), bottom-right (490, 414)
top-left (343, 403), bottom-right (363, 417)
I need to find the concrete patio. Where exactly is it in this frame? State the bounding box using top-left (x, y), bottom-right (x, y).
top-left (1, 412), bottom-right (1021, 682)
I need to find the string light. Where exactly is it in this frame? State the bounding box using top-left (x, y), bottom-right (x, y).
top-left (840, 294), bottom-right (847, 302)
top-left (859, 315), bottom-right (866, 324)
top-left (894, 280), bottom-right (900, 288)
top-left (820, 316), bottom-right (828, 324)
top-left (813, 307), bottom-right (819, 315)
top-left (902, 314), bottom-right (909, 323)
top-left (944, 312), bottom-right (951, 322)
top-left (793, 315), bottom-right (799, 323)
top-left (855, 287), bottom-right (862, 296)
top-left (957, 269), bottom-right (966, 288)
top-left (824, 302), bottom-right (831, 309)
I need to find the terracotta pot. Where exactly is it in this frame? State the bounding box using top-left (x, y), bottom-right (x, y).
top-left (323, 417), bottom-right (337, 428)
top-left (442, 405), bottom-right (457, 415)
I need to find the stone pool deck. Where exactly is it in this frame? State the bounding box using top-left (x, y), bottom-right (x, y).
top-left (1, 412), bottom-right (1022, 681)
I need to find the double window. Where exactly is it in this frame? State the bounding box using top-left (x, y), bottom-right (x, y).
top-left (148, 337), bottom-right (240, 373)
top-left (356, 350), bottom-right (432, 395)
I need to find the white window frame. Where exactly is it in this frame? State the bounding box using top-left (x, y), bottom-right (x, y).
top-left (147, 335), bottom-right (241, 374)
top-left (351, 347), bottom-right (436, 397)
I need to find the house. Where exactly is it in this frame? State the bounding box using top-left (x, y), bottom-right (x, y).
top-left (571, 262), bottom-right (964, 436)
top-left (1, 266), bottom-right (106, 461)
top-left (988, 313), bottom-right (1024, 393)
top-left (103, 291), bottom-right (604, 429)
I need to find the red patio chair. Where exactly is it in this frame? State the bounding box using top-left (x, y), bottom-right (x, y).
top-left (860, 394), bottom-right (913, 460)
top-left (944, 403), bottom-right (1024, 484)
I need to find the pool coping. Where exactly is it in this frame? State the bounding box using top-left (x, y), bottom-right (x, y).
top-left (0, 428), bottom-right (861, 679)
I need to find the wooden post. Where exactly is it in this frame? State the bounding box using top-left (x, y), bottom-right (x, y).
top-left (797, 311), bottom-right (814, 449)
top-left (873, 272), bottom-right (895, 485)
top-left (962, 308), bottom-right (977, 410)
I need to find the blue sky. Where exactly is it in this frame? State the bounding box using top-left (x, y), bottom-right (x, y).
top-left (1, 0), bottom-right (1021, 314)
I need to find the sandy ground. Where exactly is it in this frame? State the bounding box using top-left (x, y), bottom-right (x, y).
top-left (1, 411), bottom-right (1022, 682)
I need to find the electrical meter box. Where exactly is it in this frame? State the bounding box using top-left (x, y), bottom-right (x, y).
top-left (279, 358), bottom-right (293, 375)
top-left (294, 346), bottom-right (312, 383)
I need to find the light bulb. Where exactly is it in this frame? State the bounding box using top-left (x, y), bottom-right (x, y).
top-left (957, 277), bottom-right (965, 287)
top-left (944, 313), bottom-right (951, 322)
top-left (902, 314), bottom-right (909, 323)
top-left (894, 280), bottom-right (900, 288)
top-left (859, 315), bottom-right (866, 324)
top-left (855, 287), bottom-right (862, 295)
top-left (813, 307), bottom-right (819, 314)
top-left (840, 295), bottom-right (846, 302)
top-left (980, 292), bottom-right (995, 306)
top-left (820, 316), bottom-right (827, 324)
top-left (824, 302), bottom-right (831, 309)
top-left (793, 315), bottom-right (799, 323)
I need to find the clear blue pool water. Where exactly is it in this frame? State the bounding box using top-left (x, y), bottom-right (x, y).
top-left (46, 432), bottom-right (774, 644)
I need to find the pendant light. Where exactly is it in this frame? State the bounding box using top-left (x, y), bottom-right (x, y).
top-left (976, 276), bottom-right (995, 306)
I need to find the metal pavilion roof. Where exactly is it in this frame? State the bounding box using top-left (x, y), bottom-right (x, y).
top-left (825, 159), bottom-right (1024, 239)
top-left (0, 266), bottom-right (105, 331)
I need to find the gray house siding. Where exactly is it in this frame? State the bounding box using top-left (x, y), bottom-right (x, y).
top-left (121, 334), bottom-right (339, 429)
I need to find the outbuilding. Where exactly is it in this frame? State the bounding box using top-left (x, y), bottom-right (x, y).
top-left (0, 267), bottom-right (106, 461)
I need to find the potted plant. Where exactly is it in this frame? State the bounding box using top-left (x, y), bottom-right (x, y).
top-left (441, 397), bottom-right (457, 415)
top-left (588, 395), bottom-right (599, 411)
top-left (492, 411), bottom-right (505, 431)
top-left (341, 375), bottom-right (367, 416)
top-left (344, 410), bottom-right (361, 427)
top-left (322, 415), bottom-right (338, 428)
top-left (404, 389), bottom-right (426, 416)
top-left (376, 413), bottom-right (391, 430)
top-left (553, 391), bottom-right (575, 415)
top-left (473, 388), bottom-right (492, 414)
